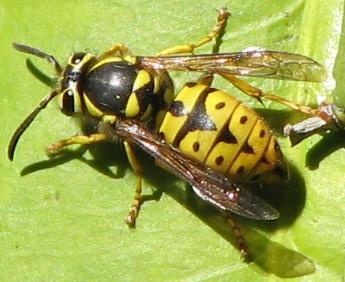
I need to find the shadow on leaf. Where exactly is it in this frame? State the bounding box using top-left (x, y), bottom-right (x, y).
top-left (306, 130), bottom-right (345, 170)
top-left (143, 154), bottom-right (312, 278)
top-left (19, 127), bottom-right (312, 278)
top-left (21, 142), bottom-right (128, 179)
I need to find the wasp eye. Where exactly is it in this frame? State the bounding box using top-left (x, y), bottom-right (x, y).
top-left (71, 53), bottom-right (86, 65)
top-left (61, 90), bottom-right (75, 115)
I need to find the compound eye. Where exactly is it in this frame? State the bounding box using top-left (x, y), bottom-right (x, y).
top-left (71, 53), bottom-right (86, 65)
top-left (61, 90), bottom-right (75, 115)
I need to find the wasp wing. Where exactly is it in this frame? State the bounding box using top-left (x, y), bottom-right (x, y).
top-left (139, 51), bottom-right (326, 82)
top-left (114, 119), bottom-right (279, 221)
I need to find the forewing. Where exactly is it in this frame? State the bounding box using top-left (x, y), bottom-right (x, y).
top-left (139, 51), bottom-right (326, 82)
top-left (114, 119), bottom-right (279, 221)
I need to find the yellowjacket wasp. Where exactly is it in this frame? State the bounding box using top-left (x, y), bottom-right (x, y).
top-left (8, 8), bottom-right (326, 259)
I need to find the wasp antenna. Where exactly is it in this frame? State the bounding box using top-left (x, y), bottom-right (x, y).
top-left (26, 58), bottom-right (58, 88)
top-left (12, 42), bottom-right (62, 75)
top-left (8, 90), bottom-right (59, 161)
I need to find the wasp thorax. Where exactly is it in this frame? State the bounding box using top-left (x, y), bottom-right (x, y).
top-left (80, 59), bottom-right (162, 120)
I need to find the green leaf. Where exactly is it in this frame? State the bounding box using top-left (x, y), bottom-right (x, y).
top-left (1, 0), bottom-right (344, 281)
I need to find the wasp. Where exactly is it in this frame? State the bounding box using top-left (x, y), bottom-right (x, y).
top-left (8, 8), bottom-right (326, 258)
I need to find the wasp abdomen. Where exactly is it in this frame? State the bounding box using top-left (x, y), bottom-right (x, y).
top-left (159, 83), bottom-right (288, 183)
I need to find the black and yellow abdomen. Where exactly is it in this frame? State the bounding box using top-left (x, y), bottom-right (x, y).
top-left (159, 82), bottom-right (288, 183)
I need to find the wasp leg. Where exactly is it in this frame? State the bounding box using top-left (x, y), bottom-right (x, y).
top-left (98, 44), bottom-right (131, 60)
top-left (195, 8), bottom-right (229, 87)
top-left (46, 133), bottom-right (107, 156)
top-left (123, 141), bottom-right (144, 228)
top-left (227, 217), bottom-right (250, 261)
top-left (196, 74), bottom-right (215, 87)
top-left (157, 7), bottom-right (230, 56)
top-left (218, 71), bottom-right (319, 116)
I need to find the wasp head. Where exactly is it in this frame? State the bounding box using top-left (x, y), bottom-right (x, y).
top-left (58, 52), bottom-right (95, 116)
top-left (8, 43), bottom-right (93, 160)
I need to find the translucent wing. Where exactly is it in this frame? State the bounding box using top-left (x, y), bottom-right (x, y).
top-left (114, 119), bottom-right (279, 221)
top-left (139, 51), bottom-right (326, 82)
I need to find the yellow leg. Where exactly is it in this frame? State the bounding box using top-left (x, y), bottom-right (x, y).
top-left (123, 141), bottom-right (144, 227)
top-left (98, 44), bottom-right (131, 60)
top-left (195, 8), bottom-right (230, 87)
top-left (46, 133), bottom-right (107, 156)
top-left (157, 7), bottom-right (230, 56)
top-left (196, 73), bottom-right (215, 87)
top-left (218, 71), bottom-right (319, 116)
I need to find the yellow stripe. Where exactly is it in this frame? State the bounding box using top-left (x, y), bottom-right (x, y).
top-left (90, 57), bottom-right (123, 71)
top-left (123, 55), bottom-right (137, 64)
top-left (159, 83), bottom-right (207, 144)
top-left (175, 83), bottom-right (207, 112)
top-left (83, 94), bottom-right (104, 117)
top-left (159, 114), bottom-right (188, 144)
top-left (125, 92), bottom-right (140, 117)
top-left (102, 115), bottom-right (117, 124)
top-left (132, 70), bottom-right (151, 92)
top-left (68, 53), bottom-right (94, 67)
top-left (226, 104), bottom-right (258, 178)
top-left (153, 75), bottom-right (161, 94)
